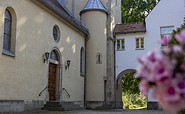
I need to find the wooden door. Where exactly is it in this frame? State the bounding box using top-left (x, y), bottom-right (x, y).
top-left (48, 63), bottom-right (57, 101)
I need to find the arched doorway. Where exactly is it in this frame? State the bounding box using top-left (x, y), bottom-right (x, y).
top-left (116, 69), bottom-right (147, 109)
top-left (48, 49), bottom-right (61, 101)
top-left (116, 69), bottom-right (136, 108)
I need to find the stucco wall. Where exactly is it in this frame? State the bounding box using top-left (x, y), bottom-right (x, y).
top-left (0, 0), bottom-right (85, 102)
top-left (145, 0), bottom-right (185, 50)
top-left (115, 33), bottom-right (146, 77)
top-left (82, 11), bottom-right (107, 101)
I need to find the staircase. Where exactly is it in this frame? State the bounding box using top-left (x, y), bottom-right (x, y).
top-left (41, 101), bottom-right (84, 111)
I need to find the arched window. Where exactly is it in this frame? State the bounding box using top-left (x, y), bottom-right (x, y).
top-left (80, 47), bottom-right (85, 76)
top-left (3, 9), bottom-right (12, 52)
top-left (2, 7), bottom-right (16, 57)
top-left (50, 50), bottom-right (59, 61)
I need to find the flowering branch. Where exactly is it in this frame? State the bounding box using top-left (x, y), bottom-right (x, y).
top-left (136, 29), bottom-right (185, 113)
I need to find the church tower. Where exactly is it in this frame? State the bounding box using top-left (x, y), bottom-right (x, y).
top-left (80, 0), bottom-right (111, 109)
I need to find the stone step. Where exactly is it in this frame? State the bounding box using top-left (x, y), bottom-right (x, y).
top-left (43, 101), bottom-right (62, 107)
top-left (41, 106), bottom-right (64, 111)
top-left (41, 101), bottom-right (84, 111)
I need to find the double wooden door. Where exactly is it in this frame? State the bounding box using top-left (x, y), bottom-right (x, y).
top-left (48, 63), bottom-right (57, 101)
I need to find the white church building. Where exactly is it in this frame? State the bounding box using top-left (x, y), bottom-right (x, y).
top-left (114, 0), bottom-right (185, 109)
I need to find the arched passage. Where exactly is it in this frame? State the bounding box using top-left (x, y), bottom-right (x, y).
top-left (115, 69), bottom-right (136, 109)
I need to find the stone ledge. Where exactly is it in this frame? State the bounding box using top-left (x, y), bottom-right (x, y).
top-left (0, 100), bottom-right (44, 113)
top-left (86, 101), bottom-right (116, 109)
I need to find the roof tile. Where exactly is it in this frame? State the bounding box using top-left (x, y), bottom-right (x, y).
top-left (114, 22), bottom-right (146, 34)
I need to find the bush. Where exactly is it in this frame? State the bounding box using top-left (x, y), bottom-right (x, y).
top-left (122, 93), bottom-right (147, 109)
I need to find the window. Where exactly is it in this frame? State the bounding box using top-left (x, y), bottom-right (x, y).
top-left (80, 47), bottom-right (85, 76)
top-left (136, 38), bottom-right (144, 49)
top-left (117, 39), bottom-right (125, 50)
top-left (96, 53), bottom-right (102, 64)
top-left (53, 25), bottom-right (60, 43)
top-left (50, 50), bottom-right (59, 61)
top-left (160, 26), bottom-right (174, 47)
top-left (2, 7), bottom-right (16, 57)
top-left (50, 50), bottom-right (59, 64)
top-left (3, 9), bottom-right (12, 52)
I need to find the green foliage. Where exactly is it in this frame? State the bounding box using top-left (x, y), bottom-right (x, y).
top-left (122, 72), bottom-right (140, 94)
top-left (122, 93), bottom-right (147, 109)
top-left (121, 0), bottom-right (160, 24)
top-left (122, 72), bottom-right (146, 109)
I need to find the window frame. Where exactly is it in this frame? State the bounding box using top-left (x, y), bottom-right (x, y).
top-left (135, 37), bottom-right (144, 50)
top-left (96, 53), bottom-right (102, 64)
top-left (2, 7), bottom-right (16, 57)
top-left (116, 39), bottom-right (125, 51)
top-left (53, 25), bottom-right (60, 43)
top-left (160, 26), bottom-right (174, 48)
top-left (80, 47), bottom-right (85, 76)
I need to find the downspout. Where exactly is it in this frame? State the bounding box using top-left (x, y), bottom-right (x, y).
top-left (84, 38), bottom-right (86, 108)
top-left (84, 34), bottom-right (89, 108)
top-left (113, 31), bottom-right (116, 108)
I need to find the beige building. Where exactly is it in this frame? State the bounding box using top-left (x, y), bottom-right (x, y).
top-left (0, 0), bottom-right (121, 112)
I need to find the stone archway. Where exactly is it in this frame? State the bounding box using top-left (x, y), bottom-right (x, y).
top-left (115, 69), bottom-right (136, 109)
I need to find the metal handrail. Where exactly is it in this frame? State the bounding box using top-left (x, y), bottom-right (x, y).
top-left (62, 88), bottom-right (70, 98)
top-left (39, 85), bottom-right (48, 96)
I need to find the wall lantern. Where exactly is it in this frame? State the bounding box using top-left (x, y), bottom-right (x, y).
top-left (65, 60), bottom-right (71, 70)
top-left (43, 52), bottom-right (50, 63)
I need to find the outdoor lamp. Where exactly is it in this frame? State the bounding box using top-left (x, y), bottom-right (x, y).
top-left (43, 52), bottom-right (50, 63)
top-left (65, 60), bottom-right (71, 70)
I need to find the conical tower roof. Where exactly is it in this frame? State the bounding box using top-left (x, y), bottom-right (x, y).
top-left (80, 0), bottom-right (109, 15)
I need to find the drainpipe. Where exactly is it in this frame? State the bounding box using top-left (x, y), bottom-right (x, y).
top-left (113, 31), bottom-right (116, 108)
top-left (83, 34), bottom-right (88, 108)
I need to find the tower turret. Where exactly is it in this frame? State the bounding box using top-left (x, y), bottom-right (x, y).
top-left (80, 0), bottom-right (108, 15)
top-left (80, 0), bottom-right (109, 109)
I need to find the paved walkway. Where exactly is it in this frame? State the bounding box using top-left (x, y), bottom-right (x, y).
top-left (18, 109), bottom-right (172, 114)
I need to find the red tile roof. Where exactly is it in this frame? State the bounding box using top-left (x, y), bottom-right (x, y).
top-left (114, 22), bottom-right (146, 34)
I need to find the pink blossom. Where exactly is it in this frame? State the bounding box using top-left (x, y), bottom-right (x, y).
top-left (175, 29), bottom-right (185, 44)
top-left (161, 35), bottom-right (172, 45)
top-left (172, 45), bottom-right (183, 54)
top-left (139, 80), bottom-right (149, 96)
top-left (153, 86), bottom-right (185, 113)
top-left (175, 80), bottom-right (185, 94)
top-left (136, 51), bottom-right (173, 82)
top-left (136, 29), bottom-right (185, 113)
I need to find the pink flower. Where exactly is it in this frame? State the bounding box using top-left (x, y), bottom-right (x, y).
top-left (136, 51), bottom-right (173, 82)
top-left (136, 29), bottom-right (185, 113)
top-left (139, 80), bottom-right (149, 96)
top-left (172, 45), bottom-right (183, 54)
top-left (175, 29), bottom-right (185, 44)
top-left (161, 35), bottom-right (172, 45)
top-left (153, 86), bottom-right (185, 113)
top-left (175, 80), bottom-right (185, 94)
